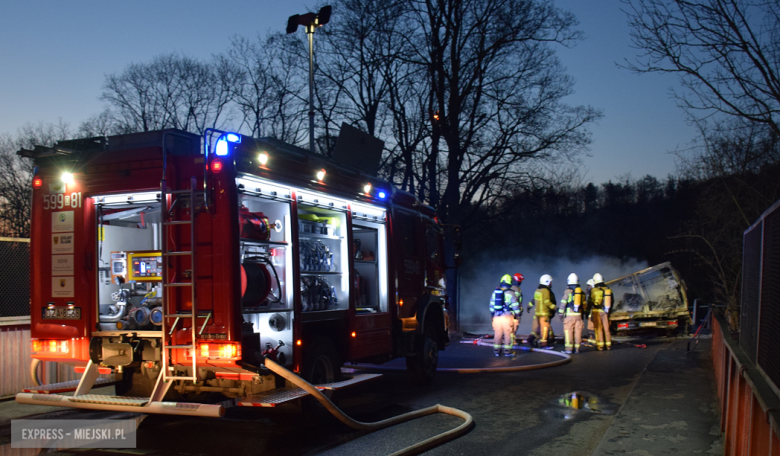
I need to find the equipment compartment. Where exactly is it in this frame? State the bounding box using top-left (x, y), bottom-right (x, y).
top-left (94, 193), bottom-right (163, 332)
top-left (297, 205), bottom-right (347, 313)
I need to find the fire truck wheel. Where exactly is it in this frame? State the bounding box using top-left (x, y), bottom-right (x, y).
top-left (406, 323), bottom-right (438, 385)
top-left (301, 338), bottom-right (341, 409)
top-left (303, 338), bottom-right (342, 386)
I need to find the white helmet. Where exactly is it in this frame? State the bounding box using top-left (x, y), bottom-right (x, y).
top-left (593, 273), bottom-right (604, 283)
top-left (586, 279), bottom-right (595, 287)
top-left (540, 274), bottom-right (553, 286)
top-left (567, 273), bottom-right (578, 285)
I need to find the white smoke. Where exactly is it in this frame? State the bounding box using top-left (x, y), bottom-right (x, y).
top-left (456, 254), bottom-right (649, 336)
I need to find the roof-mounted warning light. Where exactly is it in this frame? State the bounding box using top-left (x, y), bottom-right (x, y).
top-left (363, 183), bottom-right (371, 194)
top-left (316, 169), bottom-right (326, 181)
top-left (215, 132), bottom-right (241, 156)
top-left (377, 190), bottom-right (387, 200)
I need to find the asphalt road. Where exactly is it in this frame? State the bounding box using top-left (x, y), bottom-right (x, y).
top-left (0, 336), bottom-right (721, 456)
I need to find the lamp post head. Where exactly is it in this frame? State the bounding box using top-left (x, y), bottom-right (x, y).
top-left (286, 5), bottom-right (331, 33)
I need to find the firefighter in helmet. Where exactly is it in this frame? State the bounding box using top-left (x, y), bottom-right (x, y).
top-left (558, 273), bottom-right (585, 354)
top-left (491, 274), bottom-right (520, 356)
top-left (589, 273), bottom-right (614, 350)
top-left (509, 273), bottom-right (524, 348)
top-left (528, 274), bottom-right (557, 349)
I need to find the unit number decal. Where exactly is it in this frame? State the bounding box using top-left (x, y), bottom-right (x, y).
top-left (43, 192), bottom-right (82, 210)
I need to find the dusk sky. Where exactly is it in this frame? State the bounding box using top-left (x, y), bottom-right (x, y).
top-left (0, 1), bottom-right (697, 186)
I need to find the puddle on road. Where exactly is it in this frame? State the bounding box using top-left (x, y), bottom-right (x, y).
top-left (555, 391), bottom-right (616, 415)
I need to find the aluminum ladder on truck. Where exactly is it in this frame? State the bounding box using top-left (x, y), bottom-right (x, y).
top-left (160, 175), bottom-right (211, 383)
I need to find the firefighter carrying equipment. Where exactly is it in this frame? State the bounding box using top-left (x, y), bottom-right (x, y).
top-left (530, 285), bottom-right (557, 348)
top-left (567, 273), bottom-right (578, 285)
top-left (532, 285), bottom-right (557, 318)
top-left (491, 284), bottom-right (520, 317)
top-left (592, 273), bottom-right (604, 284)
top-left (589, 282), bottom-right (613, 350)
top-left (559, 283), bottom-right (584, 353)
top-left (589, 285), bottom-right (613, 312)
top-left (491, 283), bottom-right (520, 355)
top-left (559, 284), bottom-right (584, 316)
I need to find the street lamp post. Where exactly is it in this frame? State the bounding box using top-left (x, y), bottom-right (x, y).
top-left (287, 5), bottom-right (332, 153)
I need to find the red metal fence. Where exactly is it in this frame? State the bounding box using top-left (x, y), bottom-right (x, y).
top-left (713, 313), bottom-right (780, 455)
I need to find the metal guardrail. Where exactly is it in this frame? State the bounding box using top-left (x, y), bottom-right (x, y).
top-left (0, 237), bottom-right (30, 317)
top-left (712, 312), bottom-right (780, 454)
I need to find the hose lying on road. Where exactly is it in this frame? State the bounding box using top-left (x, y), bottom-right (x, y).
top-left (263, 357), bottom-right (474, 456)
top-left (454, 340), bottom-right (571, 373)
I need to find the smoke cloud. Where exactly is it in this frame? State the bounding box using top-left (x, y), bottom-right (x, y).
top-left (456, 255), bottom-right (648, 336)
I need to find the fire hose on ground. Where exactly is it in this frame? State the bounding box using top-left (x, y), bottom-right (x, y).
top-left (263, 357), bottom-right (474, 456)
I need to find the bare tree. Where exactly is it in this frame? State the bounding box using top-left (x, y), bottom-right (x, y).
top-left (317, 0), bottom-right (406, 137)
top-left (101, 53), bottom-right (238, 134)
top-left (0, 121), bottom-right (72, 237)
top-left (226, 34), bottom-right (310, 145)
top-left (78, 109), bottom-right (127, 137)
top-left (623, 0), bottom-right (780, 134)
top-left (399, 0), bottom-right (600, 226)
top-left (673, 118), bottom-right (780, 325)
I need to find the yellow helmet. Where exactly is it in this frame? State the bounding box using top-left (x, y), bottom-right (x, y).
top-left (500, 274), bottom-right (512, 288)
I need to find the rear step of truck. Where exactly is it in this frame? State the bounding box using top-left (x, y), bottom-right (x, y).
top-left (22, 376), bottom-right (119, 394)
top-left (16, 393), bottom-right (223, 417)
top-left (16, 367), bottom-right (381, 416)
top-left (236, 372), bottom-right (382, 407)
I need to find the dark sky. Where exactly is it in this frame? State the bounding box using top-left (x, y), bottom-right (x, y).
top-left (0, 0), bottom-right (697, 185)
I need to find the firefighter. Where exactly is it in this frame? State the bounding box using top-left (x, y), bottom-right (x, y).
top-left (528, 274), bottom-right (557, 349)
top-left (491, 275), bottom-right (520, 356)
top-left (589, 273), bottom-right (614, 350)
top-left (585, 278), bottom-right (596, 344)
top-left (558, 273), bottom-right (585, 354)
top-left (509, 273), bottom-right (524, 349)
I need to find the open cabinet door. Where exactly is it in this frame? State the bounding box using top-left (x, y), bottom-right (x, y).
top-left (349, 215), bottom-right (391, 360)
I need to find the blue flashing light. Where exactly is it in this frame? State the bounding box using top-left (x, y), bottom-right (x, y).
top-left (215, 139), bottom-right (228, 156)
top-left (378, 191), bottom-right (387, 199)
top-left (214, 132), bottom-right (242, 156)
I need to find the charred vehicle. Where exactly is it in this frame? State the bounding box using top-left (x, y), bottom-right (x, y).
top-left (16, 128), bottom-right (451, 416)
top-left (607, 262), bottom-right (691, 335)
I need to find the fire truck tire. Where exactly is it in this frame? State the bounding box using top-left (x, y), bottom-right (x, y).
top-left (406, 323), bottom-right (438, 385)
top-left (303, 338), bottom-right (342, 385)
top-left (302, 338), bottom-right (341, 409)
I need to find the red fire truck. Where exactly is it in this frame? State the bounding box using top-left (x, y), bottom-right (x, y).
top-left (16, 128), bottom-right (451, 417)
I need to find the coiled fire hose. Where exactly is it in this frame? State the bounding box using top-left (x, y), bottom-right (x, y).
top-left (263, 357), bottom-right (474, 456)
